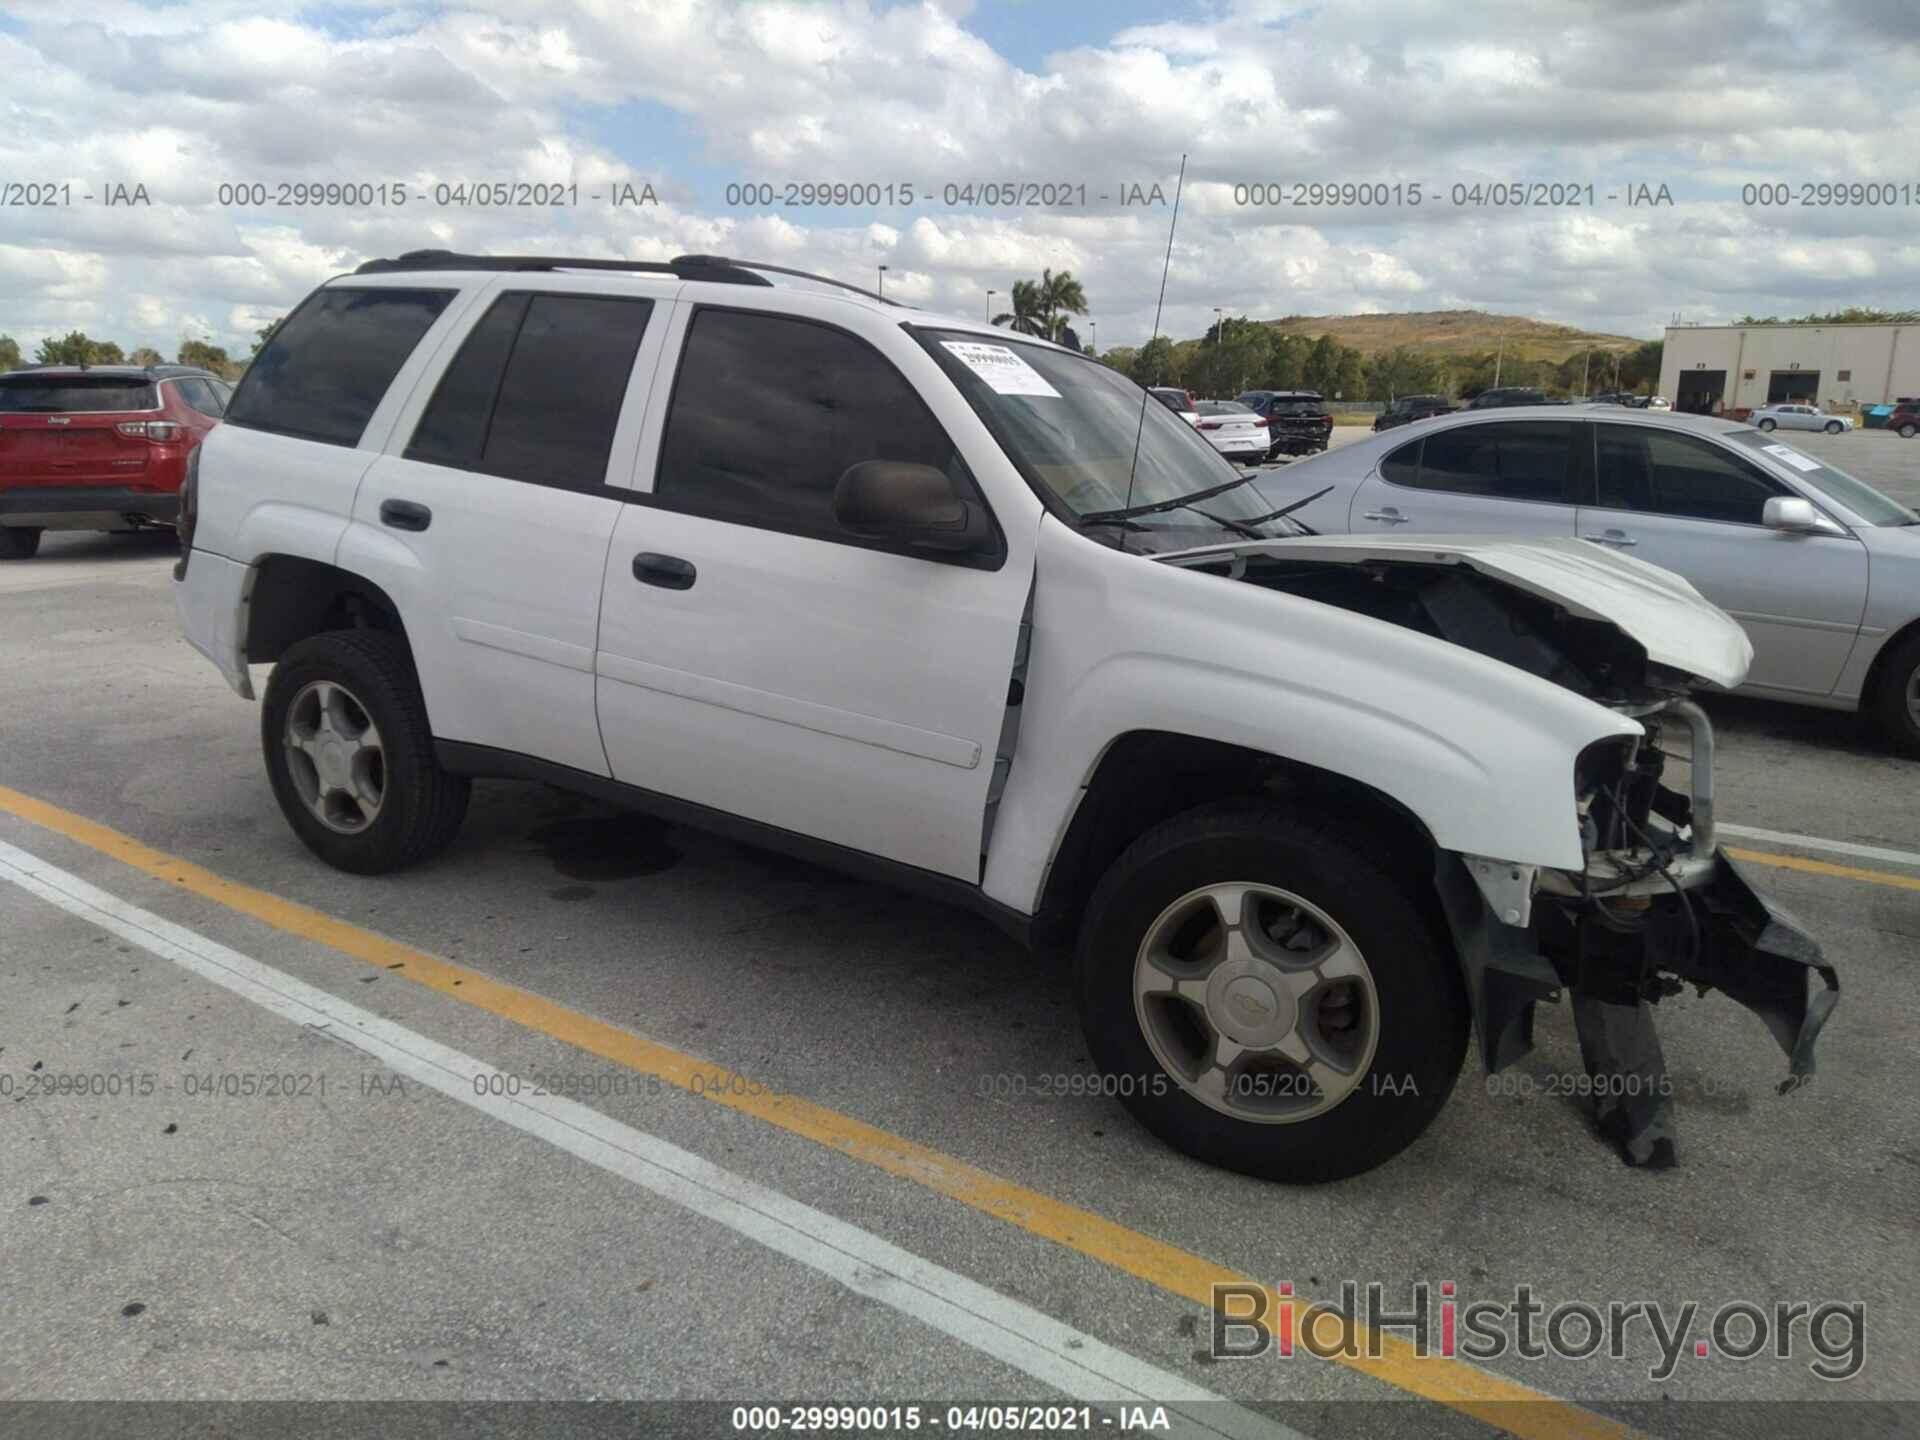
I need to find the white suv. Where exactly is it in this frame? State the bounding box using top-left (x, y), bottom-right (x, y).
top-left (175, 250), bottom-right (1837, 1180)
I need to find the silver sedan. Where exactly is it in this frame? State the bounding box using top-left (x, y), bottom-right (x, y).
top-left (1751, 403), bottom-right (1854, 434)
top-left (1259, 406), bottom-right (1920, 749)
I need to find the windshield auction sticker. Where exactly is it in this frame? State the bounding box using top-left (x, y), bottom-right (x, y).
top-left (941, 341), bottom-right (1062, 398)
top-left (1762, 443), bottom-right (1825, 473)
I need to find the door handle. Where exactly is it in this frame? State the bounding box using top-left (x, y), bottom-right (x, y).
top-left (379, 499), bottom-right (432, 532)
top-left (1361, 508), bottom-right (1410, 525)
top-left (632, 552), bottom-right (697, 590)
top-left (1582, 530), bottom-right (1638, 547)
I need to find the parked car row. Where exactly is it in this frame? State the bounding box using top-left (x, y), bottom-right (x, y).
top-left (1148, 386), bottom-right (1334, 461)
top-left (0, 364), bottom-right (231, 559)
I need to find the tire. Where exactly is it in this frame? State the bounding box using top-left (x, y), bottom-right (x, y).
top-left (1870, 630), bottom-right (1920, 755)
top-left (0, 526), bottom-right (43, 560)
top-left (1899, 423), bottom-right (1917, 439)
top-left (1825, 421), bottom-right (1843, 434)
top-left (1075, 800), bottom-right (1469, 1183)
top-left (1757, 418), bottom-right (1777, 431)
top-left (261, 629), bottom-right (470, 874)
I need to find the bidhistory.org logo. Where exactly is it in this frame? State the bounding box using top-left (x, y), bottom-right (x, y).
top-left (1211, 1282), bottom-right (1865, 1382)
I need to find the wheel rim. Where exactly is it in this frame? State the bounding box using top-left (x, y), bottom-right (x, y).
top-left (1132, 882), bottom-right (1381, 1125)
top-left (283, 680), bottom-right (387, 835)
top-left (1906, 665), bottom-right (1920, 730)
top-left (1759, 420), bottom-right (1775, 430)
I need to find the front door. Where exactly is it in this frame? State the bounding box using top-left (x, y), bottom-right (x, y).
top-left (1579, 421), bottom-right (1867, 697)
top-left (594, 302), bottom-right (1034, 880)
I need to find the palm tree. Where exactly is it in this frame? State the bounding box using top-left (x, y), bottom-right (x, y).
top-left (992, 280), bottom-right (1049, 337)
top-left (1036, 269), bottom-right (1087, 342)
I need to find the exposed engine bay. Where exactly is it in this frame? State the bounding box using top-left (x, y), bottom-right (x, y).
top-left (1177, 546), bottom-right (1841, 1169)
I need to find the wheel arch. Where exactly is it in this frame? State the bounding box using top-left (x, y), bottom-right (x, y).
top-left (1030, 729), bottom-right (1446, 951)
top-left (245, 554), bottom-right (414, 668)
top-left (1861, 614), bottom-right (1920, 711)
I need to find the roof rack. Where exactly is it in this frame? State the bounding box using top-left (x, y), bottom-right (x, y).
top-left (351, 249), bottom-right (904, 305)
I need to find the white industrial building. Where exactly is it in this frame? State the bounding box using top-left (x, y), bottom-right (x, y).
top-left (1659, 321), bottom-right (1920, 416)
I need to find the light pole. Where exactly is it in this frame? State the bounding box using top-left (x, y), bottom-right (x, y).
top-left (1089, 320), bottom-right (1097, 354)
top-left (876, 264), bottom-right (888, 300)
top-left (1494, 330), bottom-right (1505, 388)
top-left (1213, 307), bottom-right (1224, 342)
top-left (986, 288), bottom-right (996, 323)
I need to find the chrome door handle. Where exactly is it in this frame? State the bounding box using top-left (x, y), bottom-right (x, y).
top-left (1583, 531), bottom-right (1637, 547)
top-left (1362, 509), bottom-right (1410, 524)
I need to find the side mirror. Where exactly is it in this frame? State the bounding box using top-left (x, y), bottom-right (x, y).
top-left (1763, 496), bottom-right (1823, 533)
top-left (833, 461), bottom-right (993, 555)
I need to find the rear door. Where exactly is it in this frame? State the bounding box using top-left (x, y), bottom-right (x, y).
top-left (594, 299), bottom-right (1033, 880)
top-left (0, 373), bottom-right (161, 490)
top-left (1347, 418), bottom-right (1583, 537)
top-left (342, 281), bottom-right (674, 776)
top-left (1577, 421), bottom-right (1867, 697)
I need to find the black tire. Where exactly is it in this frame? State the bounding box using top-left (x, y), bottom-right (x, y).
top-left (0, 526), bottom-right (43, 560)
top-left (261, 630), bottom-right (470, 874)
top-left (1758, 418), bottom-right (1777, 431)
top-left (1825, 421), bottom-right (1843, 434)
top-left (1870, 630), bottom-right (1920, 755)
top-left (1075, 800), bottom-right (1469, 1183)
top-left (1899, 423), bottom-right (1917, 439)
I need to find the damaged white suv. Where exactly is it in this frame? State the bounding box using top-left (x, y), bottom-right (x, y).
top-left (175, 250), bottom-right (1837, 1180)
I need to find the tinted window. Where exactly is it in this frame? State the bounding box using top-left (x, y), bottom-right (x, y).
top-left (406, 293), bottom-right (652, 488)
top-left (1380, 437), bottom-right (1421, 487)
top-left (1595, 426), bottom-right (1785, 524)
top-left (173, 377), bottom-right (224, 416)
top-left (0, 375), bottom-right (156, 412)
top-left (1402, 421), bottom-right (1573, 502)
top-left (656, 309), bottom-right (969, 544)
top-left (226, 287), bottom-right (453, 446)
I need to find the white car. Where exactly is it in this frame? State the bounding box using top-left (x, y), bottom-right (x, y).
top-left (1644, 395), bottom-right (1671, 411)
top-left (1752, 402), bottom-right (1851, 434)
top-left (174, 250), bottom-right (1834, 1180)
top-left (1191, 400), bottom-right (1268, 462)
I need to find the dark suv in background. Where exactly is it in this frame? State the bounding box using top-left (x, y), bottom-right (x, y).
top-left (1372, 393), bottom-right (1454, 431)
top-left (0, 364), bottom-right (231, 558)
top-left (1237, 389), bottom-right (1332, 456)
top-left (1890, 401), bottom-right (1918, 439)
top-left (1465, 386), bottom-right (1551, 409)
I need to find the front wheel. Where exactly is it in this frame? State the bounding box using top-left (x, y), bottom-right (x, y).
top-left (1075, 801), bottom-right (1469, 1183)
top-left (0, 526), bottom-right (43, 560)
top-left (1758, 418), bottom-right (1777, 431)
top-left (261, 630), bottom-right (470, 873)
top-left (1825, 421), bottom-right (1843, 434)
top-left (1871, 631), bottom-right (1920, 755)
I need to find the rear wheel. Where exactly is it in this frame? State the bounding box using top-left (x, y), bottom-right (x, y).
top-left (0, 526), bottom-right (43, 560)
top-left (1899, 422), bottom-right (1917, 439)
top-left (1871, 630), bottom-right (1920, 755)
top-left (1075, 801), bottom-right (1469, 1183)
top-left (261, 630), bottom-right (470, 873)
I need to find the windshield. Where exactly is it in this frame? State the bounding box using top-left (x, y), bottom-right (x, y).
top-left (918, 329), bottom-right (1308, 553)
top-left (1725, 431), bottom-right (1919, 526)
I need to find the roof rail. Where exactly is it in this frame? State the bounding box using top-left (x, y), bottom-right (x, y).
top-left (351, 249), bottom-right (905, 305)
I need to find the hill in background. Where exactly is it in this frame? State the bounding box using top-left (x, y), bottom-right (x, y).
top-left (1259, 309), bottom-right (1644, 363)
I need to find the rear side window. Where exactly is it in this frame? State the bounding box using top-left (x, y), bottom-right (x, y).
top-left (1595, 425), bottom-right (1785, 524)
top-left (1379, 437), bottom-right (1421, 486)
top-left (1397, 421), bottom-right (1574, 502)
top-left (172, 377), bottom-right (225, 417)
top-left (0, 376), bottom-right (156, 412)
top-left (226, 287), bottom-right (454, 447)
top-left (406, 292), bottom-right (653, 489)
top-left (653, 309), bottom-right (972, 546)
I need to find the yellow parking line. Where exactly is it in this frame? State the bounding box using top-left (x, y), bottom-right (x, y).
top-left (1725, 846), bottom-right (1920, 893)
top-left (0, 782), bottom-right (1633, 1440)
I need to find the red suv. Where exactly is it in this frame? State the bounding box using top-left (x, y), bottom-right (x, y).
top-left (1891, 401), bottom-right (1918, 439)
top-left (0, 364), bottom-right (231, 559)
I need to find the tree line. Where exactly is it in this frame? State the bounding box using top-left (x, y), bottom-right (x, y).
top-left (0, 320), bottom-right (284, 380)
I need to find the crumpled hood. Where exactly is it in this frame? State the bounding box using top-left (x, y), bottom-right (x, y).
top-left (1158, 533), bottom-right (1755, 690)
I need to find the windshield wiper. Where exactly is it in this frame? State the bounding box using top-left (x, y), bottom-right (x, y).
top-left (1228, 484), bottom-right (1335, 532)
top-left (1079, 474), bottom-right (1256, 525)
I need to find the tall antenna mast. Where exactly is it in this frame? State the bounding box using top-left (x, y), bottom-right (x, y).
top-left (1125, 153), bottom-right (1188, 512)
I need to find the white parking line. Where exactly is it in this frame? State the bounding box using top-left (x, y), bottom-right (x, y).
top-left (1719, 822), bottom-right (1920, 870)
top-left (0, 837), bottom-right (1299, 1440)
